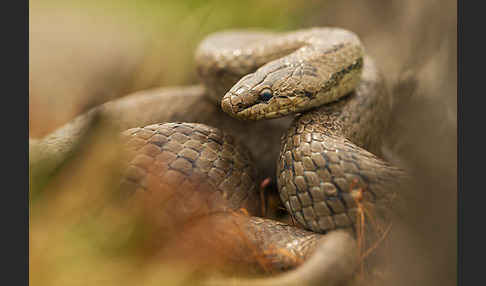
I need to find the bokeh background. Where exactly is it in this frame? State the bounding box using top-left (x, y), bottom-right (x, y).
top-left (30, 0), bottom-right (456, 285)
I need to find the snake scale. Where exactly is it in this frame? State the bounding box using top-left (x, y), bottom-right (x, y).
top-left (30, 28), bottom-right (408, 285)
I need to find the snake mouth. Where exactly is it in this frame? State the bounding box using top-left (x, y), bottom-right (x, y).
top-left (235, 105), bottom-right (262, 120)
top-left (235, 97), bottom-right (298, 120)
top-left (236, 106), bottom-right (271, 120)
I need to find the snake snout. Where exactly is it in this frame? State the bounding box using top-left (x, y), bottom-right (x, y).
top-left (221, 94), bottom-right (236, 116)
top-left (221, 88), bottom-right (260, 119)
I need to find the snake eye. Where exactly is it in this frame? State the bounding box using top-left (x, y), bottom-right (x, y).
top-left (259, 88), bottom-right (273, 102)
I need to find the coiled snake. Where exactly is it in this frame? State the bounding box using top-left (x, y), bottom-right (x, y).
top-left (30, 28), bottom-right (408, 285)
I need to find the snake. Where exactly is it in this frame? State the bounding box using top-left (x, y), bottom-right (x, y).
top-left (29, 27), bottom-right (409, 285)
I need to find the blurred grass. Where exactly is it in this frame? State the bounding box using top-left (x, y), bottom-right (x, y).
top-left (30, 0), bottom-right (456, 286)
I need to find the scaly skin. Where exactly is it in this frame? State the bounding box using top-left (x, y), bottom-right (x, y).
top-left (218, 31), bottom-right (408, 235)
top-left (275, 57), bottom-right (408, 234)
top-left (30, 28), bottom-right (409, 284)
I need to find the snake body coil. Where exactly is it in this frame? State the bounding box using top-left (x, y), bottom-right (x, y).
top-left (30, 27), bottom-right (408, 283)
top-left (200, 28), bottom-right (406, 234)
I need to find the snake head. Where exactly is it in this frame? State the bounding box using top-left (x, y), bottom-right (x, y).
top-left (221, 74), bottom-right (283, 120)
top-left (221, 61), bottom-right (314, 120)
top-left (221, 55), bottom-right (364, 120)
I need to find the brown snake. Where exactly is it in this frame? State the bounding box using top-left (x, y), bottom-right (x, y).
top-left (30, 28), bottom-right (409, 285)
